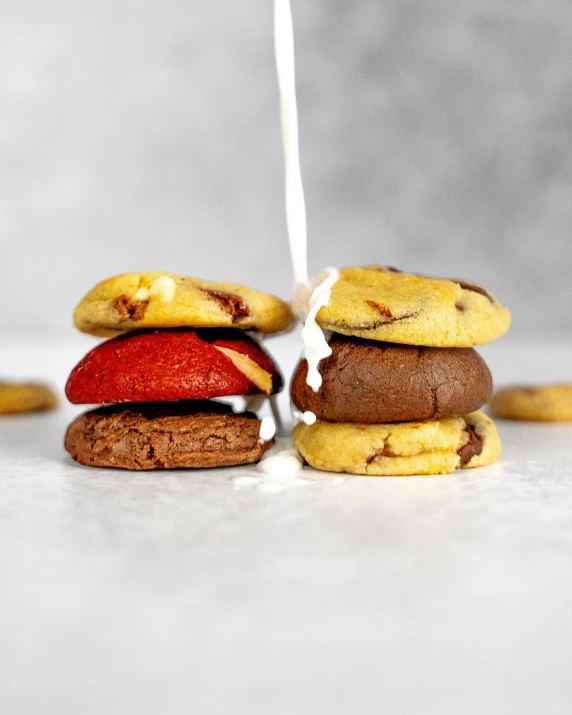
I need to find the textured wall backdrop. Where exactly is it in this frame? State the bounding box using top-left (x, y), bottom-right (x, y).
top-left (1, 0), bottom-right (571, 335)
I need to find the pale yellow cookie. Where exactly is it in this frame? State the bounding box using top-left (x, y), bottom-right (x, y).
top-left (489, 384), bottom-right (572, 422)
top-left (74, 272), bottom-right (295, 338)
top-left (292, 411), bottom-right (500, 476)
top-left (314, 266), bottom-right (510, 347)
top-left (0, 382), bottom-right (57, 415)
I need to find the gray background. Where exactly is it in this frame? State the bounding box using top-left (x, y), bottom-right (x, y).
top-left (1, 0), bottom-right (571, 336)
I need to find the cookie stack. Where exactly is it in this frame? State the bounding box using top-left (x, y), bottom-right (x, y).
top-left (291, 266), bottom-right (510, 476)
top-left (64, 272), bottom-right (293, 470)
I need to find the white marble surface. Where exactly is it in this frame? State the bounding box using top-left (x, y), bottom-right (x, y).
top-left (1, 334), bottom-right (572, 714)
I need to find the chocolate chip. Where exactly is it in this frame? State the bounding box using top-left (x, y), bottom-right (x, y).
top-left (329, 311), bottom-right (420, 332)
top-left (456, 280), bottom-right (494, 304)
top-left (206, 290), bottom-right (250, 322)
top-left (130, 301), bottom-right (148, 321)
top-left (113, 295), bottom-right (149, 321)
top-left (365, 301), bottom-right (393, 319)
top-left (457, 425), bottom-right (483, 465)
top-left (366, 444), bottom-right (397, 464)
top-left (455, 301), bottom-right (466, 312)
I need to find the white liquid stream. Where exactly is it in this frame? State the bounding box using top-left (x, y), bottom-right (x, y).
top-left (250, 0), bottom-right (339, 481)
top-left (274, 0), bottom-right (307, 285)
top-left (274, 0), bottom-right (338, 401)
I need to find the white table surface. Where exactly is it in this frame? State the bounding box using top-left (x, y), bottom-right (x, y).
top-left (2, 332), bottom-right (572, 715)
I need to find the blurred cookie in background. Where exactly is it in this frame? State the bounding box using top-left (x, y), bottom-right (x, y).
top-left (0, 381), bottom-right (57, 415)
top-left (489, 384), bottom-right (572, 422)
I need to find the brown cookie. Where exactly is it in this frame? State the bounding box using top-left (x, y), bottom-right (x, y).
top-left (65, 401), bottom-right (272, 470)
top-left (291, 334), bottom-right (493, 423)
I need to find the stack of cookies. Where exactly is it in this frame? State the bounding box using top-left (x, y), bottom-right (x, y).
top-left (291, 266), bottom-right (510, 476)
top-left (64, 272), bottom-right (293, 470)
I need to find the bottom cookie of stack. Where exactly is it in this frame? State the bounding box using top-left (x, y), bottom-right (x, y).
top-left (66, 401), bottom-right (271, 470)
top-left (293, 411), bottom-right (500, 476)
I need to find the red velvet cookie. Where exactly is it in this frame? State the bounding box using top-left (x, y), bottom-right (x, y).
top-left (66, 329), bottom-right (283, 404)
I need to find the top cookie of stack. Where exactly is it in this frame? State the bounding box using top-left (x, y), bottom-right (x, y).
top-left (73, 272), bottom-right (294, 338)
top-left (292, 266), bottom-right (510, 477)
top-left (313, 265), bottom-right (510, 347)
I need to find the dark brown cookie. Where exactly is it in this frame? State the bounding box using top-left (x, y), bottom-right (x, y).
top-left (291, 334), bottom-right (493, 423)
top-left (65, 401), bottom-right (272, 470)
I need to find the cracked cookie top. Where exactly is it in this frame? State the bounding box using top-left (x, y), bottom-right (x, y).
top-left (291, 334), bottom-right (492, 423)
top-left (73, 272), bottom-right (295, 338)
top-left (313, 266), bottom-right (510, 347)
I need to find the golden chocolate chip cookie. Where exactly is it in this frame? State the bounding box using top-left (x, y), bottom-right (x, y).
top-left (314, 266), bottom-right (510, 347)
top-left (73, 272), bottom-right (295, 338)
top-left (489, 384), bottom-right (572, 422)
top-left (292, 410), bottom-right (500, 476)
top-left (0, 381), bottom-right (57, 415)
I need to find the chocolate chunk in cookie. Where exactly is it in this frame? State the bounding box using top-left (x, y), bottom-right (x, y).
top-left (64, 401), bottom-right (272, 470)
top-left (291, 334), bottom-right (493, 423)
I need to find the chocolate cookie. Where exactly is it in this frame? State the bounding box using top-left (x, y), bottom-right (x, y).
top-left (66, 328), bottom-right (283, 404)
top-left (65, 401), bottom-right (272, 470)
top-left (73, 272), bottom-right (294, 338)
top-left (312, 266), bottom-right (510, 347)
top-left (291, 334), bottom-right (493, 423)
top-left (292, 411), bottom-right (501, 476)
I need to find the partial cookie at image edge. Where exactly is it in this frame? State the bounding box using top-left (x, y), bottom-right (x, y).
top-left (489, 384), bottom-right (572, 422)
top-left (0, 382), bottom-right (58, 415)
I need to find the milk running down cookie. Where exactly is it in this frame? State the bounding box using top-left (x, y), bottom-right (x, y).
top-left (288, 266), bottom-right (506, 476)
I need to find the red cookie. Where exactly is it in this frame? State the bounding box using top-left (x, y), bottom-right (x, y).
top-left (66, 329), bottom-right (283, 404)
